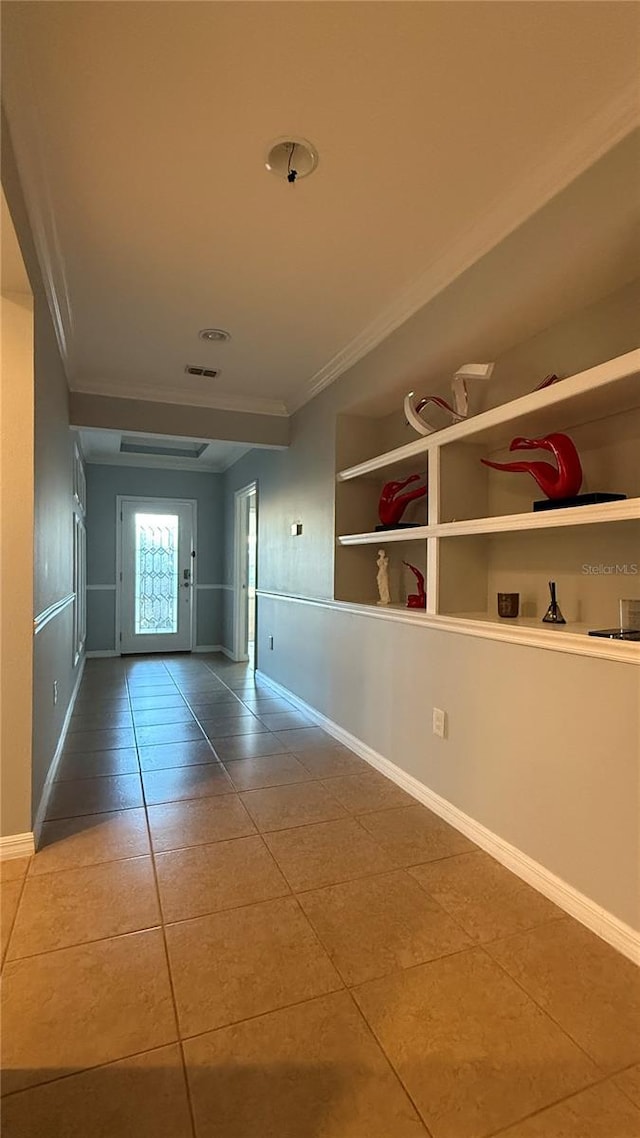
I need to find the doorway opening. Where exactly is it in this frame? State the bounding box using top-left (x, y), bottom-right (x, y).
top-left (233, 482), bottom-right (258, 665)
top-left (117, 496), bottom-right (196, 654)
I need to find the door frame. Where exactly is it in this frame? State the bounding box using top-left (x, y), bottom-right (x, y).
top-left (115, 495), bottom-right (198, 655)
top-left (232, 481), bottom-right (257, 663)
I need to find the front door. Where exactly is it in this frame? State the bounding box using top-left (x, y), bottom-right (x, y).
top-left (120, 498), bottom-right (195, 654)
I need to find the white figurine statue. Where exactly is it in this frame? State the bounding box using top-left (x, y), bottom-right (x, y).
top-left (376, 549), bottom-right (390, 606)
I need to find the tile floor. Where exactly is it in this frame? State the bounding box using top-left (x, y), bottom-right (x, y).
top-left (1, 654), bottom-right (639, 1137)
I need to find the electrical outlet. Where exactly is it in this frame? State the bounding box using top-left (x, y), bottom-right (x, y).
top-left (432, 707), bottom-right (446, 739)
top-left (53, 680), bottom-right (58, 706)
top-left (268, 635), bottom-right (274, 650)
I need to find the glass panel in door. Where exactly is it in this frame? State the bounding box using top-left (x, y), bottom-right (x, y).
top-left (120, 499), bottom-right (195, 654)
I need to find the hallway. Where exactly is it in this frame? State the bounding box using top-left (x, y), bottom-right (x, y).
top-left (1, 654), bottom-right (639, 1137)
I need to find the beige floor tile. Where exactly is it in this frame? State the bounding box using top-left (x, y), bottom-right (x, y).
top-left (55, 747), bottom-right (139, 781)
top-left (8, 856), bottom-right (160, 959)
top-left (238, 696), bottom-right (295, 713)
top-left (353, 948), bottom-right (597, 1138)
top-left (138, 739), bottom-right (217, 771)
top-left (165, 895), bottom-right (341, 1037)
top-left (486, 919), bottom-right (640, 1073)
top-left (616, 1064), bottom-right (640, 1109)
top-left (296, 746), bottom-right (366, 778)
top-left (494, 1079), bottom-right (640, 1137)
top-left (142, 762), bottom-right (234, 805)
top-left (63, 727), bottom-right (136, 753)
top-left (239, 782), bottom-right (347, 832)
top-left (265, 817), bottom-right (394, 891)
top-left (201, 716), bottom-right (268, 740)
top-left (184, 991), bottom-right (428, 1138)
top-left (155, 836), bottom-right (289, 922)
top-left (31, 809), bottom-right (150, 875)
top-left (0, 1044), bottom-right (193, 1138)
top-left (223, 752), bottom-right (312, 791)
top-left (322, 771), bottom-right (416, 814)
top-left (298, 870), bottom-right (470, 985)
top-left (274, 727), bottom-right (337, 751)
top-left (358, 804), bottom-right (476, 865)
top-left (410, 851), bottom-right (563, 942)
top-left (1, 881), bottom-right (23, 964)
top-left (45, 774), bottom-right (144, 820)
top-left (212, 733), bottom-right (291, 761)
top-left (69, 710), bottom-right (133, 732)
top-left (1, 929), bottom-right (177, 1094)
top-left (256, 710), bottom-right (314, 731)
top-left (147, 795), bottom-right (256, 852)
top-left (0, 857), bottom-right (31, 883)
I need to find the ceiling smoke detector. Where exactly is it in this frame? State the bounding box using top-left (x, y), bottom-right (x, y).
top-left (198, 328), bottom-right (231, 343)
top-left (185, 365), bottom-right (219, 378)
top-left (265, 138), bottom-right (318, 184)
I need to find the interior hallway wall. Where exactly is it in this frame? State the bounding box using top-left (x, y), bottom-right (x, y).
top-left (0, 250), bottom-right (34, 840)
top-left (2, 114), bottom-right (83, 831)
top-left (221, 146), bottom-right (640, 934)
top-left (85, 464), bottom-right (225, 653)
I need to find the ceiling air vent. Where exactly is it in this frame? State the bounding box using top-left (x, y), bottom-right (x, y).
top-left (185, 365), bottom-right (219, 378)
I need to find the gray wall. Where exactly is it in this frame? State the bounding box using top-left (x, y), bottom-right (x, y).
top-left (2, 113), bottom-right (83, 828)
top-left (86, 464), bottom-right (225, 652)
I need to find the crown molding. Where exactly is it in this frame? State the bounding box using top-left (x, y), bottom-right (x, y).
top-left (2, 22), bottom-right (74, 377)
top-left (69, 378), bottom-right (289, 418)
top-left (293, 86), bottom-right (640, 413)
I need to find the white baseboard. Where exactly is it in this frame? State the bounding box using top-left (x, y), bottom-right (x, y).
top-left (32, 656), bottom-right (86, 848)
top-left (0, 832), bottom-right (35, 860)
top-left (86, 650), bottom-right (119, 658)
top-left (256, 670), bottom-right (640, 965)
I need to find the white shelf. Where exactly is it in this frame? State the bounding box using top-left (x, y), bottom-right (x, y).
top-left (338, 526), bottom-right (433, 546)
top-left (337, 348), bottom-right (640, 482)
top-left (338, 497), bottom-right (640, 544)
top-left (436, 497), bottom-right (640, 537)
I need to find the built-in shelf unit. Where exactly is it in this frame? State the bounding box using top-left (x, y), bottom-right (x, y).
top-left (334, 350), bottom-right (640, 661)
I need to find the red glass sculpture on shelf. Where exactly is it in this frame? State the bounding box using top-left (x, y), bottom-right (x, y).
top-left (403, 562), bottom-right (426, 609)
top-left (480, 433), bottom-right (583, 501)
top-left (377, 473), bottom-right (426, 529)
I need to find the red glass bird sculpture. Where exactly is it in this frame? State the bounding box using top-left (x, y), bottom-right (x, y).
top-left (378, 473), bottom-right (427, 527)
top-left (480, 433), bottom-right (582, 500)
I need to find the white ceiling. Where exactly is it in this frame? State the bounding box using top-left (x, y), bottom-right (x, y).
top-left (78, 428), bottom-right (250, 473)
top-left (2, 2), bottom-right (639, 417)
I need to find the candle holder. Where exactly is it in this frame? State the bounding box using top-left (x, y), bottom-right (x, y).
top-left (497, 592), bottom-right (519, 619)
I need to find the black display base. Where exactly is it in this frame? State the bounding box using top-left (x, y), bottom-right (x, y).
top-left (375, 523), bottom-right (422, 531)
top-left (533, 492), bottom-right (627, 512)
top-left (588, 628), bottom-right (640, 641)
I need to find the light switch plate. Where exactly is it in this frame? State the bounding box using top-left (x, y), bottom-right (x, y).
top-left (432, 708), bottom-right (446, 738)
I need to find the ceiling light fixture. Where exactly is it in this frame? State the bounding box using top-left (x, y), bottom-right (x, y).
top-left (265, 137), bottom-right (318, 184)
top-left (198, 328), bottom-right (231, 343)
